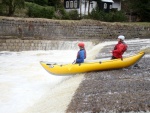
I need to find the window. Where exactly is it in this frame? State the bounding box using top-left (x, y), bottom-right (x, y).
top-left (74, 0), bottom-right (77, 8)
top-left (104, 3), bottom-right (107, 9)
top-left (66, 1), bottom-right (70, 8)
top-left (91, 2), bottom-right (93, 8)
top-left (65, 0), bottom-right (79, 9)
top-left (110, 5), bottom-right (112, 9)
top-left (70, 1), bottom-right (73, 8)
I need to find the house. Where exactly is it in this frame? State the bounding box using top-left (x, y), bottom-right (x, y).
top-left (112, 0), bottom-right (121, 11)
top-left (98, 0), bottom-right (114, 13)
top-left (64, 0), bottom-right (121, 15)
top-left (64, 0), bottom-right (97, 15)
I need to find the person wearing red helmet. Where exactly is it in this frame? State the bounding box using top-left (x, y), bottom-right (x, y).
top-left (75, 42), bottom-right (86, 63)
top-left (111, 35), bottom-right (128, 59)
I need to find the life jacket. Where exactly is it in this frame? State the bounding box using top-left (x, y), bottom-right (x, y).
top-left (77, 49), bottom-right (86, 59)
top-left (84, 49), bottom-right (86, 59)
top-left (113, 41), bottom-right (127, 59)
top-left (122, 42), bottom-right (127, 53)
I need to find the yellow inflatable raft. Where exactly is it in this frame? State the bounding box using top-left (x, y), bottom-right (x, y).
top-left (40, 51), bottom-right (145, 75)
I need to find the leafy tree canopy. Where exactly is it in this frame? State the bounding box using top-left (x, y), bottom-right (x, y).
top-left (124, 0), bottom-right (150, 21)
top-left (2, 0), bottom-right (25, 16)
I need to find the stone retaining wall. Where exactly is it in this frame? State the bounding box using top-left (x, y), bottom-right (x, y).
top-left (0, 39), bottom-right (52, 51)
top-left (0, 16), bottom-right (150, 51)
top-left (0, 39), bottom-right (94, 51)
top-left (0, 39), bottom-right (74, 51)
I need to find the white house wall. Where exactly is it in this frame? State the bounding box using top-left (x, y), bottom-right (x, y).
top-left (112, 1), bottom-right (121, 10)
top-left (80, 1), bottom-right (97, 15)
top-left (65, 1), bottom-right (97, 15)
top-left (65, 0), bottom-right (121, 15)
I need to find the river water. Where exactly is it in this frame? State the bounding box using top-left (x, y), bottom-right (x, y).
top-left (0, 50), bottom-right (79, 113)
top-left (0, 39), bottom-right (150, 113)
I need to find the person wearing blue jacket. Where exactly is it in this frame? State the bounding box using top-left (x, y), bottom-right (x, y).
top-left (75, 42), bottom-right (86, 63)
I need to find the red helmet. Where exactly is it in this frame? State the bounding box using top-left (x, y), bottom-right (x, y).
top-left (78, 42), bottom-right (85, 48)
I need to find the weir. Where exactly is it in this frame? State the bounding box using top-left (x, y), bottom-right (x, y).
top-left (0, 17), bottom-right (150, 52)
top-left (0, 39), bottom-right (95, 51)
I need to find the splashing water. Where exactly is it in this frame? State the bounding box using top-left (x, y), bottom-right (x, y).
top-left (0, 39), bottom-right (150, 113)
top-left (0, 50), bottom-right (77, 113)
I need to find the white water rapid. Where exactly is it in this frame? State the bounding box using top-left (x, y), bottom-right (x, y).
top-left (0, 39), bottom-right (150, 113)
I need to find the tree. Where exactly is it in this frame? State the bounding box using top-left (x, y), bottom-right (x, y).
top-left (124, 0), bottom-right (150, 22)
top-left (2, 0), bottom-right (25, 16)
top-left (88, 0), bottom-right (91, 15)
top-left (48, 0), bottom-right (62, 10)
top-left (33, 0), bottom-right (48, 6)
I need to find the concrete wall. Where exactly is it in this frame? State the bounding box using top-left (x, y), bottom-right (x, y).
top-left (0, 39), bottom-right (94, 51)
top-left (0, 16), bottom-right (150, 51)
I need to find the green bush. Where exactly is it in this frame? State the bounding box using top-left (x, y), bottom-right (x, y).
top-left (26, 2), bottom-right (55, 18)
top-left (58, 8), bottom-right (70, 19)
top-left (90, 7), bottom-right (127, 22)
top-left (68, 10), bottom-right (79, 20)
top-left (112, 11), bottom-right (127, 22)
top-left (25, 0), bottom-right (48, 6)
top-left (0, 4), bottom-right (4, 15)
top-left (90, 9), bottom-right (105, 20)
top-left (54, 8), bottom-right (80, 20)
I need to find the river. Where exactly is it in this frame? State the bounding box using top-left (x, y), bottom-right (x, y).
top-left (0, 39), bottom-right (150, 113)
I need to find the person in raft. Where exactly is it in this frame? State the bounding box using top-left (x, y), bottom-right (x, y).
top-left (74, 42), bottom-right (86, 63)
top-left (111, 35), bottom-right (128, 60)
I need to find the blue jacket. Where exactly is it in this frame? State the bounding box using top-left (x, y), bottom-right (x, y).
top-left (76, 49), bottom-right (86, 63)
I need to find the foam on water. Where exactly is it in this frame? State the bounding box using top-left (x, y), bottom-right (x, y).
top-left (0, 39), bottom-right (150, 113)
top-left (0, 50), bottom-right (77, 113)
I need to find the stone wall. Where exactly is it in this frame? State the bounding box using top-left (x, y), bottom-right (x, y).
top-left (0, 39), bottom-right (57, 51)
top-left (0, 16), bottom-right (150, 51)
top-left (0, 39), bottom-right (94, 51)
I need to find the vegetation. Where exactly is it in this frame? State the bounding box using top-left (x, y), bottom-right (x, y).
top-left (122, 0), bottom-right (150, 22)
top-left (0, 0), bottom-right (149, 22)
top-left (26, 2), bottom-right (55, 18)
top-left (89, 7), bottom-right (127, 22)
top-left (0, 0), bottom-right (25, 16)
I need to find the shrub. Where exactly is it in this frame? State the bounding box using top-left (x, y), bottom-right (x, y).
top-left (26, 2), bottom-right (55, 19)
top-left (112, 11), bottom-right (127, 22)
top-left (90, 8), bottom-right (105, 20)
top-left (68, 10), bottom-right (79, 20)
top-left (0, 4), bottom-right (4, 15)
top-left (90, 7), bottom-right (127, 22)
top-left (25, 0), bottom-right (48, 6)
top-left (58, 8), bottom-right (70, 19)
top-left (54, 8), bottom-right (80, 20)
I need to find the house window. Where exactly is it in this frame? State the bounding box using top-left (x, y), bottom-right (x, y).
top-left (74, 0), bottom-right (77, 8)
top-left (70, 1), bottom-right (73, 8)
top-left (104, 3), bottom-right (107, 9)
top-left (110, 5), bottom-right (112, 9)
top-left (66, 1), bottom-right (70, 8)
top-left (65, 0), bottom-right (79, 9)
top-left (82, 0), bottom-right (85, 4)
top-left (91, 2), bottom-right (93, 8)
